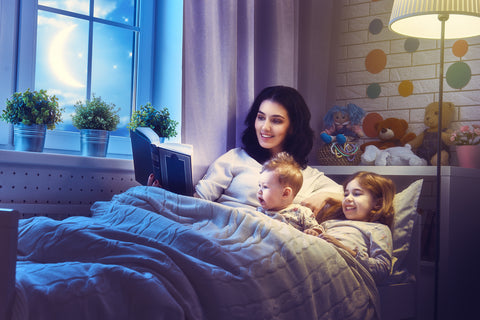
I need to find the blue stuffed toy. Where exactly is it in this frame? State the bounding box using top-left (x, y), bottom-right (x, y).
top-left (320, 103), bottom-right (366, 144)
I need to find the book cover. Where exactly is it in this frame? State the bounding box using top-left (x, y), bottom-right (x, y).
top-left (130, 127), bottom-right (194, 196)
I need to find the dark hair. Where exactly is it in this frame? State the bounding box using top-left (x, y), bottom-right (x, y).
top-left (241, 85), bottom-right (314, 168)
top-left (316, 171), bottom-right (396, 230)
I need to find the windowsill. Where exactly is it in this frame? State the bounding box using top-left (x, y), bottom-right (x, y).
top-left (0, 148), bottom-right (134, 172)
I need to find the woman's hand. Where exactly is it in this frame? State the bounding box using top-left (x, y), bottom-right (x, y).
top-left (147, 173), bottom-right (162, 187)
top-left (301, 192), bottom-right (343, 216)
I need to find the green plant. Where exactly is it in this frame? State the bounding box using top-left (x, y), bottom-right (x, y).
top-left (128, 103), bottom-right (178, 138)
top-left (72, 94), bottom-right (120, 131)
top-left (1, 88), bottom-right (63, 129)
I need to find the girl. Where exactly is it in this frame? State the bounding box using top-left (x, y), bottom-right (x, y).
top-left (305, 171), bottom-right (396, 284)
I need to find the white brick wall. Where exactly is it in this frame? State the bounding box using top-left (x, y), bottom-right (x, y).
top-left (335, 0), bottom-right (480, 138)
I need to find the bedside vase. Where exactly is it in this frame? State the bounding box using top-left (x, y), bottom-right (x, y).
top-left (455, 145), bottom-right (480, 169)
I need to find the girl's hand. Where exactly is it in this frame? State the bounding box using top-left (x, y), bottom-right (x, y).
top-left (147, 173), bottom-right (162, 188)
top-left (304, 228), bottom-right (320, 236)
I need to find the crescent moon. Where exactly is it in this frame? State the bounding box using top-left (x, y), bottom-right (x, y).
top-left (48, 24), bottom-right (85, 88)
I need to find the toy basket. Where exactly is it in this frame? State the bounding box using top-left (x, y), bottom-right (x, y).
top-left (317, 142), bottom-right (362, 165)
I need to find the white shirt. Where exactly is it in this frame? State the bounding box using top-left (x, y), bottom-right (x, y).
top-left (195, 148), bottom-right (342, 210)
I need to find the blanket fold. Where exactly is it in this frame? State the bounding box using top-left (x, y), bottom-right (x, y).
top-left (14, 186), bottom-right (379, 320)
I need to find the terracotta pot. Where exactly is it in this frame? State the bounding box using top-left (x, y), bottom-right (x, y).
top-left (455, 145), bottom-right (480, 169)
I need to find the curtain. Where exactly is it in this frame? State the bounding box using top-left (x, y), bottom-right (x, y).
top-left (182, 0), bottom-right (337, 184)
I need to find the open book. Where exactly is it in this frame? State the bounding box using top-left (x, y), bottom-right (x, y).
top-left (130, 127), bottom-right (194, 196)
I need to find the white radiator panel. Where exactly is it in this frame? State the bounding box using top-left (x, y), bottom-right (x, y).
top-left (0, 150), bottom-right (140, 219)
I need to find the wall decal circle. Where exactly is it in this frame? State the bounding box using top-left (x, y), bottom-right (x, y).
top-left (446, 61), bottom-right (471, 89)
top-left (398, 80), bottom-right (413, 97)
top-left (404, 38), bottom-right (420, 52)
top-left (365, 49), bottom-right (387, 74)
top-left (369, 19), bottom-right (383, 35)
top-left (367, 83), bottom-right (381, 98)
top-left (452, 40), bottom-right (468, 58)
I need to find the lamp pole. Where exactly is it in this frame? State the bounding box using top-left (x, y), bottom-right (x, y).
top-left (434, 13), bottom-right (448, 320)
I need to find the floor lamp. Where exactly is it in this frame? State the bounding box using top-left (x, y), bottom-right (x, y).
top-left (388, 0), bottom-right (480, 319)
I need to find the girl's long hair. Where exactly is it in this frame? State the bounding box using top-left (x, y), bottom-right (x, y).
top-left (241, 86), bottom-right (314, 168)
top-left (317, 171), bottom-right (396, 230)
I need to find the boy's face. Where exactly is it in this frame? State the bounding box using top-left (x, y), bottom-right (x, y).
top-left (257, 170), bottom-right (288, 211)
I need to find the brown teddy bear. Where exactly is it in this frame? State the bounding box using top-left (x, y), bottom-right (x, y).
top-left (408, 102), bottom-right (455, 166)
top-left (360, 117), bottom-right (416, 151)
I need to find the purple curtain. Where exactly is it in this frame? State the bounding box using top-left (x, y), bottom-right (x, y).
top-left (182, 0), bottom-right (337, 184)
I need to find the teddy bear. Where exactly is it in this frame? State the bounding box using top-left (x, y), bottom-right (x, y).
top-left (360, 117), bottom-right (417, 151)
top-left (320, 103), bottom-right (365, 144)
top-left (408, 101), bottom-right (455, 166)
top-left (359, 116), bottom-right (426, 166)
top-left (361, 144), bottom-right (427, 166)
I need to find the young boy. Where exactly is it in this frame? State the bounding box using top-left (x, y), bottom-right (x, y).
top-left (256, 152), bottom-right (321, 232)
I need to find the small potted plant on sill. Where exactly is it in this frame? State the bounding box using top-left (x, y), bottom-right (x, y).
top-left (1, 88), bottom-right (63, 152)
top-left (72, 94), bottom-right (120, 157)
top-left (128, 104), bottom-right (179, 185)
top-left (450, 124), bottom-right (480, 169)
top-left (128, 103), bottom-right (178, 140)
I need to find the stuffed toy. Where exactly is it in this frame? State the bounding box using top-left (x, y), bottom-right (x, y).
top-left (320, 103), bottom-right (365, 144)
top-left (361, 144), bottom-right (427, 166)
top-left (360, 117), bottom-right (417, 151)
top-left (408, 101), bottom-right (455, 166)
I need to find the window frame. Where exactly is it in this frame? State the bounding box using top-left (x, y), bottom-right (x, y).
top-left (13, 0), bottom-right (155, 158)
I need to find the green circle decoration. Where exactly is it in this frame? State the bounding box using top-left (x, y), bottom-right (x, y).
top-left (367, 83), bottom-right (381, 98)
top-left (446, 62), bottom-right (471, 89)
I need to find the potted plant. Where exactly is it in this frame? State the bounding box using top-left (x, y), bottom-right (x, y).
top-left (450, 124), bottom-right (480, 168)
top-left (128, 103), bottom-right (178, 140)
top-left (1, 89), bottom-right (63, 152)
top-left (72, 94), bottom-right (120, 157)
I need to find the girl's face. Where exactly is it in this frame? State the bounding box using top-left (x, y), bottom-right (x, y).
top-left (255, 100), bottom-right (291, 155)
top-left (257, 170), bottom-right (287, 211)
top-left (342, 178), bottom-right (378, 222)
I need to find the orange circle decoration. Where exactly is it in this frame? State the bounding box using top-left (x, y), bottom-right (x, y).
top-left (365, 49), bottom-right (387, 74)
top-left (363, 112), bottom-right (384, 138)
top-left (452, 40), bottom-right (468, 58)
top-left (398, 80), bottom-right (414, 97)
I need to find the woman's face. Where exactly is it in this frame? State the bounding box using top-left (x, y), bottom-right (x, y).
top-left (255, 100), bottom-right (291, 155)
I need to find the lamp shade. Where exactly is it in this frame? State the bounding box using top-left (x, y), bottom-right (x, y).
top-left (389, 0), bottom-right (480, 39)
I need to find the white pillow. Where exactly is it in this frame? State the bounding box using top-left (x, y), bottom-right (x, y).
top-left (390, 179), bottom-right (423, 280)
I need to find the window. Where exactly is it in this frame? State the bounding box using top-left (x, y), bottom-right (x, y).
top-left (1, 0), bottom-right (182, 157)
top-left (14, 0), bottom-right (155, 156)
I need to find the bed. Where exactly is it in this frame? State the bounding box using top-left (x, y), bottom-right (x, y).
top-left (0, 179), bottom-right (423, 320)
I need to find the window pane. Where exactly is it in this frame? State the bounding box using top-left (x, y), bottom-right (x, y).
top-left (35, 11), bottom-right (88, 132)
top-left (38, 0), bottom-right (90, 15)
top-left (94, 0), bottom-right (136, 26)
top-left (91, 23), bottom-right (134, 137)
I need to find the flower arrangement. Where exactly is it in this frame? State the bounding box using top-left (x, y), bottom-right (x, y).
top-left (72, 94), bottom-right (120, 131)
top-left (450, 124), bottom-right (480, 145)
top-left (128, 103), bottom-right (178, 138)
top-left (1, 88), bottom-right (63, 129)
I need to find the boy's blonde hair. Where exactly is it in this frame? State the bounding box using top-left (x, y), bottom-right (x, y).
top-left (260, 152), bottom-right (303, 197)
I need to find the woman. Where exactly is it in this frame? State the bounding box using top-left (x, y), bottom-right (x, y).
top-left (193, 85), bottom-right (342, 213)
